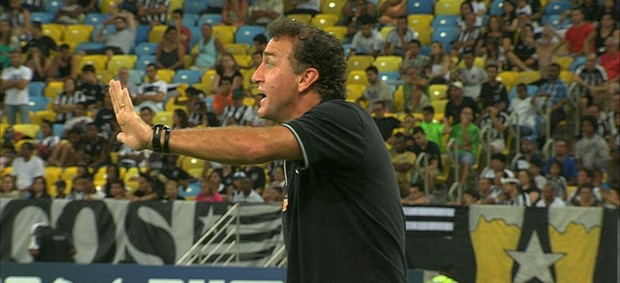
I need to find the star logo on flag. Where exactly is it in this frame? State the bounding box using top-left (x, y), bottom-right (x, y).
top-left (506, 231), bottom-right (565, 283)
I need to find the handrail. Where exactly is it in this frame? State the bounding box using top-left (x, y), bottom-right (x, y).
top-left (264, 245), bottom-right (287, 268)
top-left (445, 138), bottom-right (461, 202)
top-left (567, 82), bottom-right (581, 136)
top-left (542, 138), bottom-right (555, 161)
top-left (414, 152), bottom-right (430, 194)
top-left (479, 124), bottom-right (493, 170)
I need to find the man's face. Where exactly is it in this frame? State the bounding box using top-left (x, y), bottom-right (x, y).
top-left (9, 53), bottom-right (21, 67)
top-left (555, 141), bottom-right (567, 156)
top-left (517, 86), bottom-right (528, 98)
top-left (146, 66), bottom-right (157, 81)
top-left (478, 179), bottom-right (491, 192)
top-left (422, 111), bottom-right (433, 122)
top-left (450, 86), bottom-right (462, 100)
top-left (571, 10), bottom-right (583, 23)
top-left (118, 69), bottom-right (129, 82)
top-left (486, 67), bottom-right (497, 80)
top-left (114, 18), bottom-right (125, 31)
top-left (460, 107), bottom-right (473, 123)
top-left (360, 24), bottom-right (373, 37)
top-left (366, 70), bottom-right (378, 84)
top-left (585, 55), bottom-right (596, 70)
top-left (20, 145), bottom-right (32, 158)
top-left (372, 104), bottom-right (385, 118)
top-left (251, 37), bottom-right (307, 123)
top-left (138, 177), bottom-right (151, 192)
top-left (463, 54), bottom-right (474, 68)
top-left (548, 66), bottom-right (560, 80)
top-left (413, 132), bottom-right (426, 146)
top-left (542, 185), bottom-right (554, 200)
top-left (201, 24), bottom-right (212, 38)
top-left (140, 109), bottom-right (153, 124)
top-left (397, 18), bottom-right (407, 31)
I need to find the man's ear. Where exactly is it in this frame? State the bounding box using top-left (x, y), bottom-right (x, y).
top-left (298, 67), bottom-right (319, 94)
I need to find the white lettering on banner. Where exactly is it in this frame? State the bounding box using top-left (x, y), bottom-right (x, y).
top-left (4, 276), bottom-right (42, 283)
top-left (11, 206), bottom-right (49, 262)
top-left (73, 207), bottom-right (99, 263)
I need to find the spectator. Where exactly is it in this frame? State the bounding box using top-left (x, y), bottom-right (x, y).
top-left (162, 180), bottom-right (184, 201)
top-left (101, 164), bottom-right (122, 197)
top-left (371, 101), bottom-right (401, 141)
top-left (171, 108), bottom-right (190, 129)
top-left (460, 189), bottom-right (482, 206)
top-left (589, 13), bottom-right (619, 56)
top-left (400, 183), bottom-right (431, 205)
top-left (599, 37), bottom-right (619, 86)
top-left (341, 0), bottom-right (375, 40)
top-left (131, 173), bottom-right (163, 201)
top-left (4, 0), bottom-right (31, 40)
top-left (211, 77), bottom-right (233, 118)
top-left (377, 0), bottom-right (406, 26)
top-left (53, 77), bottom-right (86, 125)
top-left (565, 8), bottom-right (595, 57)
top-left (601, 182), bottom-right (620, 208)
top-left (425, 41), bottom-right (450, 84)
top-left (391, 133), bottom-right (416, 185)
top-left (384, 17), bottom-right (416, 56)
top-left (62, 103), bottom-right (94, 135)
top-left (544, 139), bottom-right (578, 185)
top-left (536, 25), bottom-right (566, 80)
top-left (517, 169), bottom-right (540, 205)
top-left (26, 176), bottom-right (51, 200)
top-left (417, 106), bottom-right (444, 150)
top-left (35, 120), bottom-right (61, 161)
top-left (529, 159), bottom-right (547, 190)
top-left (268, 165), bottom-right (285, 190)
top-left (508, 83), bottom-right (537, 138)
top-left (0, 19), bottom-right (16, 68)
top-left (81, 123), bottom-right (110, 169)
top-left (457, 1), bottom-right (483, 29)
top-left (133, 63), bottom-right (166, 112)
top-left (1, 50), bottom-right (31, 124)
top-left (571, 185), bottom-right (600, 206)
top-left (117, 67), bottom-right (139, 96)
top-left (576, 116), bottom-right (610, 171)
top-left (155, 26), bottom-right (185, 70)
top-left (77, 64), bottom-right (105, 111)
top-left (200, 0), bottom-right (225, 14)
top-left (54, 0), bottom-right (84, 25)
top-left (454, 13), bottom-right (480, 54)
top-left (535, 183), bottom-right (566, 207)
top-left (285, 0), bottom-right (319, 16)
top-left (444, 81), bottom-right (480, 125)
top-left (222, 0), bottom-right (248, 27)
top-left (48, 128), bottom-right (83, 167)
top-left (248, 0), bottom-right (283, 26)
top-left (358, 65), bottom-right (393, 111)
top-left (170, 9), bottom-right (191, 53)
top-left (401, 39), bottom-right (428, 71)
top-left (476, 15), bottom-right (503, 58)
top-left (252, 34), bottom-right (268, 54)
top-left (457, 49), bottom-right (486, 100)
top-left (534, 63), bottom-right (568, 133)
top-left (514, 136), bottom-right (543, 171)
top-left (107, 179), bottom-right (129, 199)
top-left (515, 0), bottom-right (532, 16)
top-left (48, 44), bottom-right (78, 80)
top-left (29, 223), bottom-right (75, 262)
top-left (500, 177), bottom-right (531, 206)
top-left (1, 175), bottom-right (19, 199)
top-left (506, 24), bottom-right (537, 71)
top-left (479, 63), bottom-right (508, 111)
top-left (221, 89), bottom-right (255, 126)
top-left (477, 177), bottom-right (501, 204)
top-left (94, 94), bottom-right (120, 141)
top-left (479, 105), bottom-right (509, 154)
top-left (212, 53), bottom-right (243, 94)
top-left (92, 11), bottom-right (136, 55)
top-left (546, 159), bottom-right (568, 200)
top-left (410, 127), bottom-right (442, 190)
top-left (263, 186), bottom-right (283, 202)
top-left (480, 153), bottom-right (515, 187)
top-left (448, 107), bottom-right (480, 188)
top-left (573, 53), bottom-right (609, 109)
top-left (500, 0), bottom-right (519, 40)
top-left (230, 170), bottom-right (264, 203)
top-left (196, 169), bottom-right (225, 202)
top-left (136, 0), bottom-right (169, 26)
top-left (78, 0), bottom-right (98, 13)
top-left (584, 104), bottom-right (612, 139)
top-left (401, 66), bottom-right (429, 113)
top-left (349, 15), bottom-right (383, 57)
top-left (25, 46), bottom-right (52, 82)
top-left (68, 174), bottom-right (105, 200)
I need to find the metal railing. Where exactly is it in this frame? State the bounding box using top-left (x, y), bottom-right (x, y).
top-left (414, 152), bottom-right (430, 194)
top-left (567, 82), bottom-right (581, 136)
top-left (446, 138), bottom-right (462, 202)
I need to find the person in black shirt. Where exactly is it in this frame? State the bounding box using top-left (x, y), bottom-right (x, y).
top-left (372, 100), bottom-right (402, 141)
top-left (479, 64), bottom-right (509, 112)
top-left (410, 126), bottom-right (442, 191)
top-left (29, 224), bottom-right (75, 262)
top-left (23, 21), bottom-right (57, 58)
top-left (445, 81), bottom-right (480, 125)
top-left (78, 64), bottom-right (105, 111)
top-left (108, 19), bottom-right (407, 282)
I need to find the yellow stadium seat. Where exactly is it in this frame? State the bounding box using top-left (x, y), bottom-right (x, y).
top-left (346, 84), bottom-right (366, 102)
top-left (429, 84), bottom-right (449, 101)
top-left (321, 0), bottom-right (346, 16)
top-left (153, 111), bottom-right (174, 125)
top-left (323, 26), bottom-right (347, 41)
top-left (78, 55), bottom-right (108, 72)
top-left (497, 71), bottom-right (518, 92)
top-left (0, 123), bottom-right (9, 139)
top-left (514, 70), bottom-right (541, 85)
top-left (44, 166), bottom-right (62, 197)
top-left (178, 155), bottom-right (206, 171)
top-left (123, 167), bottom-right (141, 191)
top-left (41, 24), bottom-right (64, 43)
top-left (212, 25), bottom-right (237, 45)
top-left (286, 14), bottom-right (312, 24)
top-left (435, 0), bottom-right (461, 15)
top-left (165, 98), bottom-right (188, 112)
top-left (64, 25), bottom-right (94, 46)
top-left (554, 56), bottom-right (573, 71)
top-left (374, 56), bottom-right (402, 72)
top-left (155, 69), bottom-right (175, 83)
top-left (347, 70), bottom-right (369, 86)
top-left (414, 29), bottom-right (431, 46)
top-left (380, 26), bottom-right (394, 41)
top-left (32, 110), bottom-right (56, 125)
top-left (96, 69), bottom-right (116, 83)
top-left (347, 55), bottom-right (375, 72)
top-left (187, 168), bottom-right (203, 179)
top-left (408, 14), bottom-right (433, 30)
top-left (233, 54), bottom-right (251, 68)
top-left (99, 0), bottom-right (116, 13)
top-left (148, 25), bottom-right (167, 43)
top-left (393, 85), bottom-right (405, 113)
top-left (311, 13), bottom-right (340, 29)
top-left (107, 55), bottom-right (138, 73)
top-left (62, 166), bottom-right (80, 184)
top-left (12, 124), bottom-right (41, 139)
top-left (560, 70), bottom-right (573, 84)
top-left (45, 81), bottom-right (64, 99)
top-left (201, 69), bottom-right (217, 93)
top-left (431, 99), bottom-right (449, 114)
top-left (184, 55), bottom-right (194, 69)
top-left (224, 43), bottom-right (249, 55)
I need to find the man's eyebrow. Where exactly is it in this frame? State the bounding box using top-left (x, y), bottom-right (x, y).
top-left (263, 51), bottom-right (276, 58)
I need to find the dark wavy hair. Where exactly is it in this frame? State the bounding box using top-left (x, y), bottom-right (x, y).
top-left (267, 19), bottom-right (346, 100)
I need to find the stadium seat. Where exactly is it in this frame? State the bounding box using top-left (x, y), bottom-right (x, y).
top-left (107, 55), bottom-right (138, 73)
top-left (321, 0), bottom-right (346, 16)
top-left (148, 25), bottom-right (168, 43)
top-left (346, 84), bottom-right (366, 102)
top-left (514, 71), bottom-right (541, 85)
top-left (324, 26), bottom-right (347, 41)
top-left (135, 25), bottom-right (151, 45)
top-left (200, 69), bottom-right (217, 92)
top-left (380, 26), bottom-right (394, 41)
top-left (96, 69), bottom-right (115, 83)
top-left (235, 25), bottom-right (266, 45)
top-left (311, 13), bottom-right (340, 29)
top-left (173, 69), bottom-right (202, 85)
top-left (44, 0), bottom-right (62, 13)
top-left (407, 14), bottom-right (433, 30)
top-left (374, 56), bottom-right (402, 73)
top-left (554, 56), bottom-right (573, 71)
top-left (62, 166), bottom-right (80, 185)
top-left (544, 0), bottom-right (572, 15)
top-left (64, 25), bottom-right (95, 46)
top-left (224, 43), bottom-right (249, 55)
top-left (497, 71), bottom-right (518, 92)
top-left (134, 42), bottom-right (159, 57)
top-left (197, 14), bottom-right (222, 26)
top-left (414, 29), bottom-right (432, 46)
top-left (407, 0), bottom-right (434, 14)
top-left (233, 54), bottom-right (251, 68)
top-left (183, 13), bottom-right (199, 27)
top-left (189, 26), bottom-right (201, 48)
top-left (435, 0), bottom-right (461, 15)
top-left (153, 111), bottom-right (174, 125)
top-left (41, 24), bottom-right (64, 43)
top-left (29, 96), bottom-right (50, 112)
top-left (12, 124), bottom-right (41, 139)
top-left (29, 81), bottom-right (46, 97)
top-left (347, 70), bottom-right (369, 86)
top-left (212, 25), bottom-right (236, 45)
top-left (44, 166), bottom-right (62, 197)
top-left (432, 27), bottom-right (458, 49)
top-left (74, 41), bottom-right (105, 54)
top-left (154, 69), bottom-right (175, 83)
top-left (286, 14), bottom-right (312, 24)
top-left (569, 56), bottom-right (586, 71)
top-left (136, 55), bottom-right (156, 71)
top-left (183, 0), bottom-right (209, 13)
top-left (431, 99), bottom-right (449, 114)
top-left (432, 15), bottom-right (459, 28)
top-left (44, 81), bottom-right (64, 99)
top-left (31, 12), bottom-right (55, 23)
top-left (78, 55), bottom-right (108, 71)
top-left (393, 85), bottom-right (405, 112)
top-left (123, 167), bottom-right (140, 191)
top-left (429, 84), bottom-right (449, 101)
top-left (128, 69), bottom-right (145, 84)
top-left (99, 0), bottom-right (116, 13)
top-left (178, 155), bottom-right (205, 171)
top-left (489, 0), bottom-right (504, 16)
top-left (53, 123), bottom-right (64, 138)
top-left (85, 13), bottom-right (109, 26)
top-left (32, 110), bottom-right (56, 125)
top-left (560, 70), bottom-right (573, 84)
top-left (346, 55), bottom-right (374, 72)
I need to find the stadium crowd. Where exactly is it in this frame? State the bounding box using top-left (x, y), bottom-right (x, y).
top-left (0, 0), bottom-right (618, 208)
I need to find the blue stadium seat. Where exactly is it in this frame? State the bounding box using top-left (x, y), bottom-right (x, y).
top-left (183, 0), bottom-right (209, 14)
top-left (183, 13), bottom-right (199, 27)
top-left (134, 42), bottom-right (158, 57)
top-left (128, 69), bottom-right (145, 84)
top-left (74, 41), bottom-right (105, 53)
top-left (197, 14), bottom-right (222, 26)
top-left (44, 0), bottom-right (62, 13)
top-left (407, 0), bottom-right (434, 14)
top-left (53, 123), bottom-right (64, 138)
top-left (172, 69), bottom-right (203, 85)
top-left (543, 14), bottom-right (571, 29)
top-left (379, 71), bottom-right (401, 82)
top-left (135, 25), bottom-right (151, 46)
top-left (29, 96), bottom-right (50, 112)
top-left (85, 13), bottom-right (109, 26)
top-left (136, 55), bottom-right (156, 71)
top-left (570, 56), bottom-right (587, 72)
top-left (235, 26), bottom-right (266, 45)
top-left (544, 0), bottom-right (572, 15)
top-left (431, 15), bottom-right (459, 28)
top-left (30, 12), bottom-right (55, 23)
top-left (432, 27), bottom-right (458, 48)
top-left (189, 26), bottom-right (202, 49)
top-left (91, 24), bottom-right (116, 41)
top-left (420, 46), bottom-right (431, 56)
top-left (489, 0), bottom-right (503, 16)
top-left (28, 82), bottom-right (46, 97)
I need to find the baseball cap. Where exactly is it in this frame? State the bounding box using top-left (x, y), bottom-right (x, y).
top-left (233, 171), bottom-right (248, 179)
top-left (521, 136), bottom-right (536, 143)
top-left (451, 81), bottom-right (464, 90)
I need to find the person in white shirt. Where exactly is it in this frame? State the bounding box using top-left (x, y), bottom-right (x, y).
top-left (133, 63), bottom-right (167, 112)
top-left (67, 174), bottom-right (106, 200)
top-left (11, 142), bottom-right (45, 193)
top-left (508, 83), bottom-right (538, 138)
top-left (349, 15), bottom-right (383, 57)
top-left (230, 171), bottom-right (264, 203)
top-left (1, 51), bottom-right (32, 125)
top-left (536, 183), bottom-right (566, 207)
top-left (457, 49), bottom-right (486, 100)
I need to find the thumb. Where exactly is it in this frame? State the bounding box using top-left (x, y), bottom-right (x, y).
top-left (117, 132), bottom-right (126, 144)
